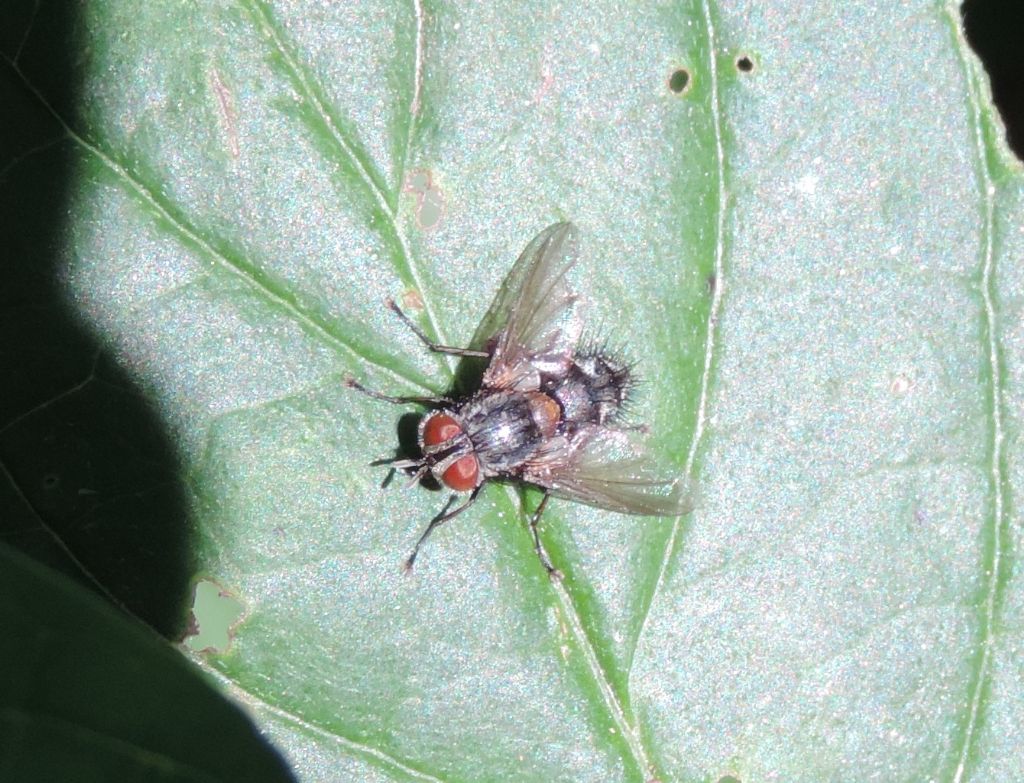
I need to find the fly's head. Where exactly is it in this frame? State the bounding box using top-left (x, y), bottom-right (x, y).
top-left (417, 410), bottom-right (482, 492)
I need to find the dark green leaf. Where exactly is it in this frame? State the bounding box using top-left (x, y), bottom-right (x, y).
top-left (0, 544), bottom-right (294, 783)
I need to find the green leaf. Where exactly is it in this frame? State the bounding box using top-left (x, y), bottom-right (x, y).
top-left (2, 1), bottom-right (1023, 781)
top-left (0, 543), bottom-right (294, 783)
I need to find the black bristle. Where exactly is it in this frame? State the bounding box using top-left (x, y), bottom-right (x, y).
top-left (556, 328), bottom-right (643, 425)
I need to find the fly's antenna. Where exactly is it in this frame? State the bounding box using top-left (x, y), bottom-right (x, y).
top-left (369, 455), bottom-right (429, 489)
top-left (404, 462), bottom-right (430, 489)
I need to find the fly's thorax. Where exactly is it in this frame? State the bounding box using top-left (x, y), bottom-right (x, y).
top-left (453, 389), bottom-right (563, 477)
top-left (417, 411), bottom-right (480, 492)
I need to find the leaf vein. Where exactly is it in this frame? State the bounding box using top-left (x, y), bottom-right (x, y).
top-left (0, 350), bottom-right (101, 436)
top-left (400, 0), bottom-right (426, 182)
top-left (1, 54), bottom-right (436, 394)
top-left (630, 0), bottom-right (728, 701)
top-left (0, 708), bottom-right (224, 783)
top-left (197, 663), bottom-right (449, 783)
top-left (501, 488), bottom-right (654, 782)
top-left (242, 0), bottom-right (456, 377)
top-left (0, 458), bottom-right (133, 621)
top-left (946, 5), bottom-right (1009, 782)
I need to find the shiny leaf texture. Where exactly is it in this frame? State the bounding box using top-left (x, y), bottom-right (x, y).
top-left (2, 1), bottom-right (1023, 781)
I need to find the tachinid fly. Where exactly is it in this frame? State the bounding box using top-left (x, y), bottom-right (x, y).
top-left (346, 222), bottom-right (692, 576)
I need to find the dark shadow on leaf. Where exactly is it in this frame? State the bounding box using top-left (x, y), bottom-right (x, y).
top-left (452, 353), bottom-right (489, 399)
top-left (0, 1), bottom-right (192, 639)
top-left (962, 0), bottom-right (1024, 160)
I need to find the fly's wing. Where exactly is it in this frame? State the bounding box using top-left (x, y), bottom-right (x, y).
top-left (470, 222), bottom-right (582, 390)
top-left (526, 427), bottom-right (694, 517)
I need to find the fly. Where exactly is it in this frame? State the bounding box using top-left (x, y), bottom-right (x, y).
top-left (346, 222), bottom-right (692, 576)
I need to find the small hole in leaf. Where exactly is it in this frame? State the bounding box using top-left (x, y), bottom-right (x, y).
top-left (185, 579), bottom-right (245, 653)
top-left (735, 55), bottom-right (754, 73)
top-left (400, 289), bottom-right (425, 312)
top-left (668, 68), bottom-right (691, 94)
top-left (402, 169), bottom-right (445, 230)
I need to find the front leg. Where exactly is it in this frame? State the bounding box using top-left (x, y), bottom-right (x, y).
top-left (344, 376), bottom-right (449, 406)
top-left (404, 486), bottom-right (483, 572)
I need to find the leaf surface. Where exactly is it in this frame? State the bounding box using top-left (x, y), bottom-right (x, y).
top-left (2, 1), bottom-right (1023, 781)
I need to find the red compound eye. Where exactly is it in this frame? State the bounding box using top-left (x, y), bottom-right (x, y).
top-left (442, 454), bottom-right (479, 492)
top-left (422, 413), bottom-right (462, 447)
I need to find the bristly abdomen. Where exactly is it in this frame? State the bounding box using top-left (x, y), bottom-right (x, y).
top-left (542, 347), bottom-right (636, 427)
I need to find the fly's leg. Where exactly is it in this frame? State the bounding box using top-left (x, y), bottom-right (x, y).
top-left (528, 492), bottom-right (563, 580)
top-left (344, 376), bottom-right (449, 406)
top-left (387, 299), bottom-right (489, 358)
top-left (404, 486), bottom-right (482, 573)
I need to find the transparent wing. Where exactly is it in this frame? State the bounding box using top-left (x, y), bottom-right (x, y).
top-left (470, 222), bottom-right (582, 390)
top-left (526, 427), bottom-right (695, 517)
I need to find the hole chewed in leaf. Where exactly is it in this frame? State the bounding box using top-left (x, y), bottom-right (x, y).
top-left (668, 67), bottom-right (691, 94)
top-left (735, 54), bottom-right (755, 73)
top-left (185, 579), bottom-right (245, 654)
top-left (403, 169), bottom-right (445, 230)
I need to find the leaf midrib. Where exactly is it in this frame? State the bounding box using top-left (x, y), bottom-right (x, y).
top-left (626, 0), bottom-right (729, 759)
top-left (944, 4), bottom-right (1008, 782)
